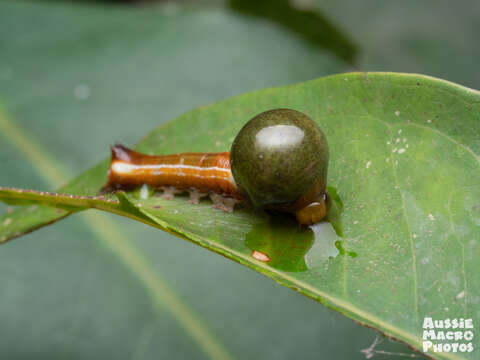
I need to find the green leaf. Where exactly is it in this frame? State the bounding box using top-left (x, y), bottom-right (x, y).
top-left (0, 1), bottom-right (421, 359)
top-left (1, 72), bottom-right (479, 359)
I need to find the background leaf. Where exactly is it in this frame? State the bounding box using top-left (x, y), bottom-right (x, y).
top-left (228, 0), bottom-right (357, 65)
top-left (313, 0), bottom-right (480, 89)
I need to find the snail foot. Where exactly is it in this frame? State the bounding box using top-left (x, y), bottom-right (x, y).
top-left (188, 188), bottom-right (208, 204)
top-left (161, 186), bottom-right (182, 200)
top-left (294, 198), bottom-right (327, 225)
top-left (209, 193), bottom-right (238, 213)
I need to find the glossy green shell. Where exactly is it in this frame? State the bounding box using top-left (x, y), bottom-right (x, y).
top-left (230, 108), bottom-right (329, 210)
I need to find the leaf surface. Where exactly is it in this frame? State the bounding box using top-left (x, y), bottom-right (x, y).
top-left (0, 1), bottom-right (423, 359)
top-left (2, 72), bottom-right (479, 359)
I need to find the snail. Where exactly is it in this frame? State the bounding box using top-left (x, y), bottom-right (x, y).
top-left (101, 108), bottom-right (330, 225)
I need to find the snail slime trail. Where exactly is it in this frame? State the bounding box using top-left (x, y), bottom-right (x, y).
top-left (102, 109), bottom-right (330, 225)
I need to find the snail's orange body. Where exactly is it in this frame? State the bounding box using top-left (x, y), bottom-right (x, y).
top-left (104, 144), bottom-right (239, 197)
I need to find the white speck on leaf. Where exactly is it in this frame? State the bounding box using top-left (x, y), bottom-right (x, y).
top-left (73, 84), bottom-right (90, 100)
top-left (456, 291), bottom-right (465, 300)
top-left (215, 141), bottom-right (221, 147)
top-left (395, 111), bottom-right (400, 116)
top-left (366, 161), bottom-right (371, 169)
top-left (353, 220), bottom-right (359, 224)
top-left (2, 218), bottom-right (11, 226)
top-left (428, 213), bottom-right (435, 221)
top-left (398, 148), bottom-right (406, 154)
top-left (392, 148), bottom-right (397, 153)
top-left (140, 184), bottom-right (149, 200)
top-left (398, 129), bottom-right (402, 134)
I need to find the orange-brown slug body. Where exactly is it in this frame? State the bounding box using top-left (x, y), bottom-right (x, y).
top-left (102, 144), bottom-right (241, 212)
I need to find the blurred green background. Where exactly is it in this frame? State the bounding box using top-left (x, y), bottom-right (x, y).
top-left (0, 0), bottom-right (478, 359)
